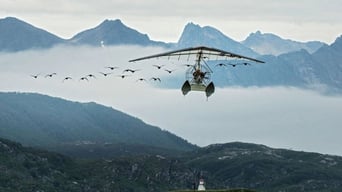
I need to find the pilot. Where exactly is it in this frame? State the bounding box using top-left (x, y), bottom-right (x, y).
top-left (193, 69), bottom-right (206, 83)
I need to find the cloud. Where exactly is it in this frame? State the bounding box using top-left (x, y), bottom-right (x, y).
top-left (1, 46), bottom-right (342, 156)
top-left (123, 86), bottom-right (342, 156)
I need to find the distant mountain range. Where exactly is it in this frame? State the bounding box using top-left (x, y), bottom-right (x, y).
top-left (2, 137), bottom-right (342, 191)
top-left (210, 36), bottom-right (342, 93)
top-left (0, 92), bottom-right (196, 156)
top-left (163, 34), bottom-right (342, 93)
top-left (0, 16), bottom-right (326, 55)
top-left (0, 16), bottom-right (341, 93)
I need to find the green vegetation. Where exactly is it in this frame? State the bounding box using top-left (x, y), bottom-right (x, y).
top-left (170, 189), bottom-right (256, 192)
top-left (2, 138), bottom-right (342, 191)
top-left (2, 92), bottom-right (342, 191)
top-left (0, 92), bottom-right (196, 157)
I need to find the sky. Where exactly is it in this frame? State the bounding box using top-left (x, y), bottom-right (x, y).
top-left (1, 0), bottom-right (342, 43)
top-left (1, 46), bottom-right (342, 156)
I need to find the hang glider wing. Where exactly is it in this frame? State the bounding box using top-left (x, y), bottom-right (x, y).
top-left (129, 46), bottom-right (265, 63)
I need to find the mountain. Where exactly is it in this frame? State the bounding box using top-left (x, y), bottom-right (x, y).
top-left (183, 142), bottom-right (342, 191)
top-left (177, 22), bottom-right (259, 57)
top-left (0, 17), bottom-right (65, 52)
top-left (0, 92), bottom-right (196, 155)
top-left (70, 19), bottom-right (168, 47)
top-left (0, 138), bottom-right (77, 191)
top-left (242, 31), bottom-right (326, 56)
top-left (203, 35), bottom-right (342, 93)
top-left (312, 35), bottom-right (342, 90)
top-left (2, 138), bottom-right (342, 191)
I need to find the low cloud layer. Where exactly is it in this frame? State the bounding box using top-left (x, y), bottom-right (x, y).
top-left (1, 46), bottom-right (342, 156)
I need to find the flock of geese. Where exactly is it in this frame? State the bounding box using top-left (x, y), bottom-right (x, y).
top-left (30, 62), bottom-right (251, 83)
top-left (29, 65), bottom-right (178, 83)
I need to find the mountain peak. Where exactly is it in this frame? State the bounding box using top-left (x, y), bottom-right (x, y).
top-left (0, 17), bottom-right (27, 29)
top-left (0, 17), bottom-right (64, 52)
top-left (184, 22), bottom-right (201, 29)
top-left (2, 16), bottom-right (22, 23)
top-left (242, 31), bottom-right (325, 55)
top-left (330, 35), bottom-right (342, 51)
top-left (94, 19), bottom-right (128, 34)
top-left (177, 22), bottom-right (258, 57)
top-left (179, 22), bottom-right (203, 39)
top-left (247, 30), bottom-right (263, 38)
top-left (245, 30), bottom-right (281, 41)
top-left (70, 18), bottom-right (167, 46)
top-left (182, 22), bottom-right (226, 36)
top-left (255, 30), bottom-right (262, 35)
top-left (100, 19), bottom-right (124, 27)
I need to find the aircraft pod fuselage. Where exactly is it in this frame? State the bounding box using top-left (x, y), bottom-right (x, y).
top-left (129, 46), bottom-right (264, 98)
